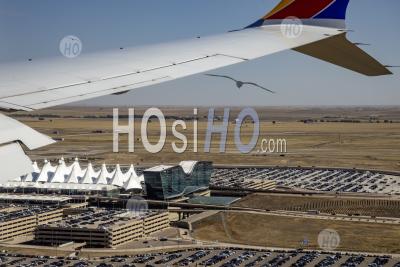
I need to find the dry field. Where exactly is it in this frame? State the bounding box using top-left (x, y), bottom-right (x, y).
top-left (192, 211), bottom-right (400, 253)
top-left (9, 106), bottom-right (400, 171)
top-left (235, 193), bottom-right (400, 218)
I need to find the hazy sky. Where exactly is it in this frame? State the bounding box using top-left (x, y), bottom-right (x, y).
top-left (1, 0), bottom-right (399, 106)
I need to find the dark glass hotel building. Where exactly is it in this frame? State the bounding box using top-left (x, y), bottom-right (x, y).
top-left (143, 161), bottom-right (213, 200)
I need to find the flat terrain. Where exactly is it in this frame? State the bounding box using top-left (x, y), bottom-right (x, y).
top-left (192, 211), bottom-right (400, 254)
top-left (9, 106), bottom-right (400, 171)
top-left (234, 193), bottom-right (400, 218)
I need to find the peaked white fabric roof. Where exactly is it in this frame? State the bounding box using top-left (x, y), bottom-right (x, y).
top-left (23, 173), bottom-right (34, 183)
top-left (32, 161), bottom-right (40, 173)
top-left (80, 163), bottom-right (98, 184)
top-left (36, 160), bottom-right (55, 183)
top-left (7, 159), bottom-right (149, 190)
top-left (123, 165), bottom-right (137, 183)
top-left (66, 165), bottom-right (80, 184)
top-left (24, 161), bottom-right (40, 182)
top-left (70, 158), bottom-right (85, 177)
top-left (110, 164), bottom-right (125, 187)
top-left (123, 172), bottom-right (142, 190)
top-left (97, 164), bottom-right (111, 185)
top-left (108, 166), bottom-right (116, 179)
top-left (51, 159), bottom-right (69, 183)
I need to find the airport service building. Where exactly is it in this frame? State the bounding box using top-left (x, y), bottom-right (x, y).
top-left (143, 161), bottom-right (213, 200)
top-left (35, 209), bottom-right (170, 248)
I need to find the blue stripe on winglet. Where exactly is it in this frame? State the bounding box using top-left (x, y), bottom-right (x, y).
top-left (314, 0), bottom-right (350, 20)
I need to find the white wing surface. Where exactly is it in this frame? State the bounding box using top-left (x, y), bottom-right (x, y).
top-left (0, 25), bottom-right (342, 111)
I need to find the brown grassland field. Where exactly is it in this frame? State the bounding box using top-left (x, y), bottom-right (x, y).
top-left (191, 193), bottom-right (400, 253)
top-left (12, 106), bottom-right (400, 171)
top-left (235, 193), bottom-right (400, 218)
top-left (192, 211), bottom-right (400, 253)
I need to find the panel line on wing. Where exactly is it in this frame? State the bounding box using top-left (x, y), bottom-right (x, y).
top-left (0, 101), bottom-right (33, 111)
top-left (101, 55), bottom-right (218, 79)
top-left (0, 55), bottom-right (219, 100)
top-left (25, 76), bottom-right (170, 107)
top-left (216, 54), bottom-right (249, 61)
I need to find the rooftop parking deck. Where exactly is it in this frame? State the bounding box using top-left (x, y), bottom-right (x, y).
top-left (43, 209), bottom-right (162, 231)
top-left (0, 205), bottom-right (61, 223)
top-left (211, 167), bottom-right (400, 194)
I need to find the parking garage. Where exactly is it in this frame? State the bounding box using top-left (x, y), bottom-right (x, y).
top-left (35, 208), bottom-right (169, 248)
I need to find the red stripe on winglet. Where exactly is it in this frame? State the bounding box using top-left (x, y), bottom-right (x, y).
top-left (267, 0), bottom-right (335, 19)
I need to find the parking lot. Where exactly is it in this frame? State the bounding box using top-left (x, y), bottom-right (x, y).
top-left (212, 168), bottom-right (400, 194)
top-left (1, 249), bottom-right (399, 267)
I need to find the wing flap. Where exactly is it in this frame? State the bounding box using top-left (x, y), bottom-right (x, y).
top-left (0, 114), bottom-right (55, 149)
top-left (0, 143), bottom-right (33, 183)
top-left (0, 114), bottom-right (54, 182)
top-left (293, 33), bottom-right (392, 76)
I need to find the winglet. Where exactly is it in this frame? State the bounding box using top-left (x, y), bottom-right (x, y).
top-left (246, 1), bottom-right (392, 76)
top-left (247, 0), bottom-right (350, 29)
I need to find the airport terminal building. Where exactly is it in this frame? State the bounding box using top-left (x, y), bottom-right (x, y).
top-left (144, 161), bottom-right (213, 200)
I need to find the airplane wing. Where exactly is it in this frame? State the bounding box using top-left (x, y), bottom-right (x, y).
top-left (0, 25), bottom-right (343, 111)
top-left (0, 0), bottom-right (391, 111)
top-left (0, 0), bottom-right (392, 180)
top-left (0, 114), bottom-right (55, 182)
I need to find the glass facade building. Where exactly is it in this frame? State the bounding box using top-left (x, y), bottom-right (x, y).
top-left (143, 161), bottom-right (213, 200)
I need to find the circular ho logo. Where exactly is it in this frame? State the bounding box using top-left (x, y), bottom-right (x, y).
top-left (281, 17), bottom-right (303, 39)
top-left (318, 229), bottom-right (341, 251)
top-left (126, 196), bottom-right (148, 216)
top-left (59, 35), bottom-right (82, 58)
